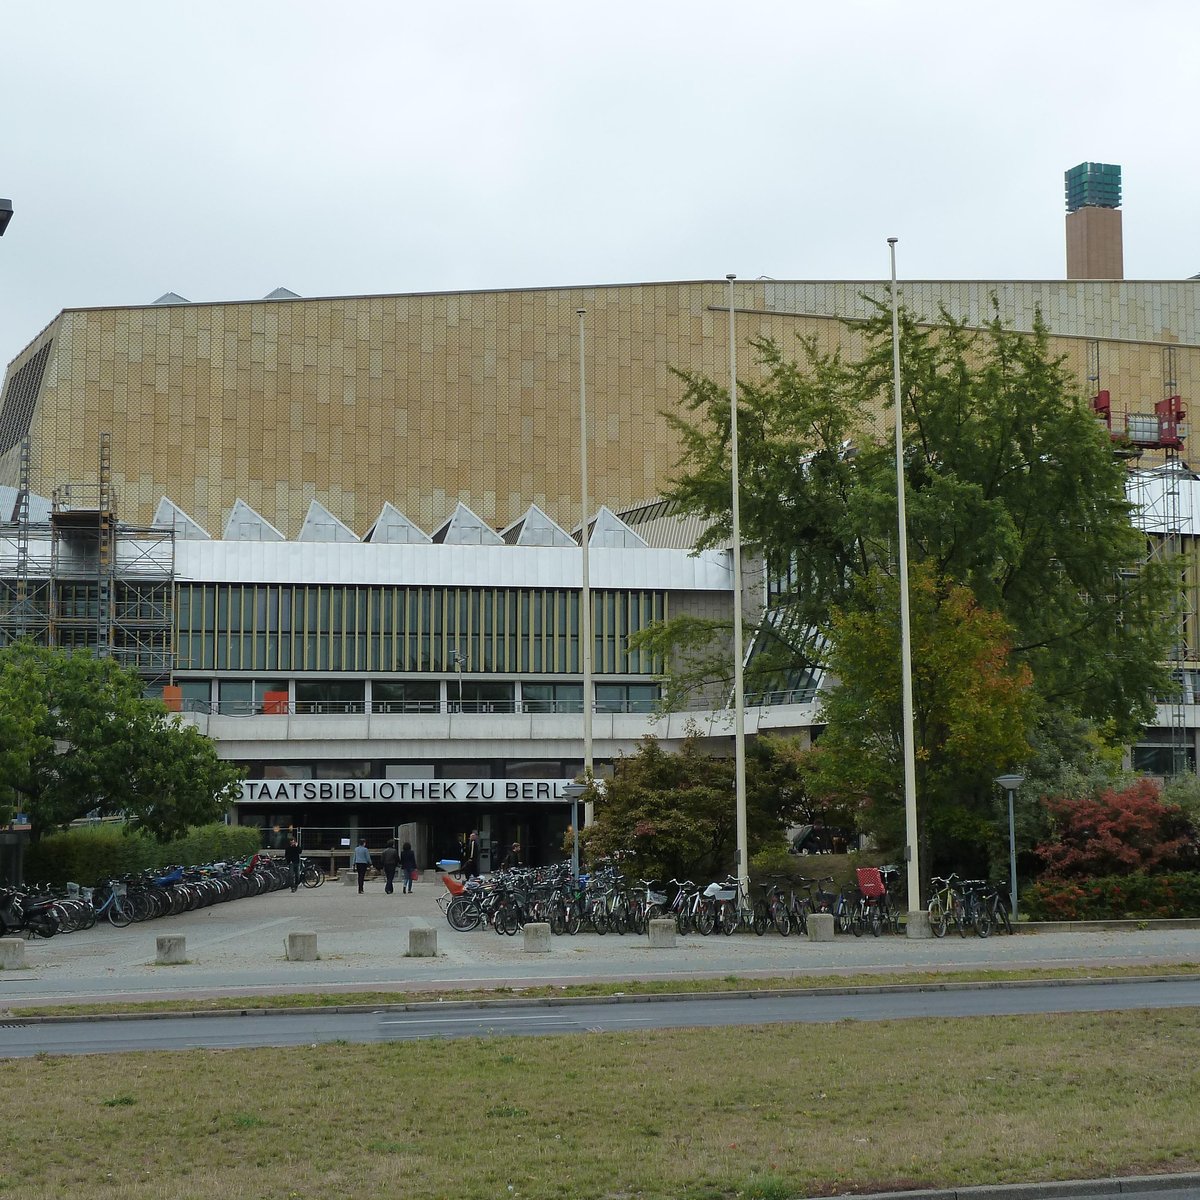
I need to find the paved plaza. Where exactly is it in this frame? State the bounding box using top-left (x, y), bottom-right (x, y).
top-left (3, 872), bottom-right (1199, 1010)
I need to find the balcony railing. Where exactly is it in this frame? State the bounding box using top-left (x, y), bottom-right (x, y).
top-left (183, 692), bottom-right (815, 718)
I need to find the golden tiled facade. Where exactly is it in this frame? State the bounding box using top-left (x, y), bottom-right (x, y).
top-left (2, 279), bottom-right (1197, 534)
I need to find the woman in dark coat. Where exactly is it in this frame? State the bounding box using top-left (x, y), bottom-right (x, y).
top-left (399, 841), bottom-right (418, 893)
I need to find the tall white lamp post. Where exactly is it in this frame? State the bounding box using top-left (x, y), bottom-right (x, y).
top-left (727, 274), bottom-right (749, 898)
top-left (576, 306), bottom-right (593, 880)
top-left (889, 239), bottom-right (925, 938)
top-left (995, 773), bottom-right (1024, 921)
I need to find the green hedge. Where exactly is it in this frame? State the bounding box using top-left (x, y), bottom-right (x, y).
top-left (1021, 871), bottom-right (1200, 921)
top-left (24, 823), bottom-right (263, 888)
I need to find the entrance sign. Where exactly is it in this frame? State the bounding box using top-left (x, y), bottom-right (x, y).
top-left (241, 779), bottom-right (573, 804)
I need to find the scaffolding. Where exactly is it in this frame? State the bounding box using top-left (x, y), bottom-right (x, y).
top-left (0, 434), bottom-right (176, 682)
top-left (1092, 350), bottom-right (1193, 776)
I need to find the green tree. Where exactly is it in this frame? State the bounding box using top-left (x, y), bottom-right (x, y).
top-left (581, 731), bottom-right (806, 883)
top-left (0, 648), bottom-right (52, 824)
top-left (0, 643), bottom-right (244, 841)
top-left (651, 307), bottom-right (1174, 739)
top-left (804, 564), bottom-right (1033, 879)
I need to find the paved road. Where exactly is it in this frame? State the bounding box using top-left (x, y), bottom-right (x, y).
top-left (3, 875), bottom-right (1199, 1010)
top-left (4, 972), bottom-right (1200, 1058)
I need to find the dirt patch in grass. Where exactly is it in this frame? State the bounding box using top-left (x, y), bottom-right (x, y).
top-left (3, 1009), bottom-right (1199, 1200)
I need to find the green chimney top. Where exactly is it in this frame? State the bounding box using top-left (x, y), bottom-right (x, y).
top-left (1065, 162), bottom-right (1121, 213)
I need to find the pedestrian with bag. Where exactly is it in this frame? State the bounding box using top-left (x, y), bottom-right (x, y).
top-left (381, 839), bottom-right (400, 894)
top-left (399, 841), bottom-right (418, 893)
top-left (352, 838), bottom-right (372, 893)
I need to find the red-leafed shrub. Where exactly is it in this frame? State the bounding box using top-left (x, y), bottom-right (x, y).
top-left (1034, 779), bottom-right (1197, 879)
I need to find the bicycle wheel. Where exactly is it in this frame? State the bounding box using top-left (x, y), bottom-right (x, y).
top-left (927, 897), bottom-right (947, 938)
top-left (953, 900), bottom-right (967, 937)
top-left (695, 902), bottom-right (715, 936)
top-left (108, 902), bottom-right (133, 928)
top-left (851, 905), bottom-right (864, 937)
top-left (752, 901), bottom-right (769, 937)
top-left (792, 902), bottom-right (808, 937)
top-left (447, 897), bottom-right (481, 932)
top-left (835, 904), bottom-right (851, 935)
top-left (720, 902), bottom-right (739, 935)
top-left (591, 904), bottom-right (608, 936)
top-left (302, 865), bottom-right (324, 889)
top-left (564, 907), bottom-right (582, 936)
top-left (869, 905), bottom-right (883, 937)
top-left (501, 908), bottom-right (521, 936)
top-left (675, 909), bottom-right (691, 936)
top-left (993, 897), bottom-right (1013, 934)
top-left (973, 906), bottom-right (992, 938)
top-left (773, 906), bottom-right (792, 937)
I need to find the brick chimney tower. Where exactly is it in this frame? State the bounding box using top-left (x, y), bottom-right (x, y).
top-left (1065, 162), bottom-right (1123, 279)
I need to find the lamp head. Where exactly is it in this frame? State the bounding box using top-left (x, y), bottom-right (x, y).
top-left (995, 773), bottom-right (1025, 790)
top-left (0, 200), bottom-right (13, 237)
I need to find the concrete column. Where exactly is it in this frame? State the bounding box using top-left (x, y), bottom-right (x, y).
top-left (408, 927), bottom-right (437, 957)
top-left (807, 913), bottom-right (835, 942)
top-left (647, 918), bottom-right (676, 948)
top-left (156, 935), bottom-right (187, 964)
top-left (0, 937), bottom-right (26, 969)
top-left (285, 931), bottom-right (318, 961)
top-left (523, 922), bottom-right (551, 953)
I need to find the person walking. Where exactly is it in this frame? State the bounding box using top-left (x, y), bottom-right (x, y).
top-left (380, 839), bottom-right (400, 894)
top-left (352, 838), bottom-right (372, 893)
top-left (284, 836), bottom-right (302, 892)
top-left (463, 830), bottom-right (480, 879)
top-left (399, 840), bottom-right (417, 893)
top-left (502, 841), bottom-right (522, 870)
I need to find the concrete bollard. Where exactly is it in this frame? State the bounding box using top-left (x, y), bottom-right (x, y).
top-left (0, 937), bottom-right (26, 969)
top-left (156, 935), bottom-right (187, 965)
top-left (904, 910), bottom-right (931, 939)
top-left (523, 922), bottom-right (551, 953)
top-left (647, 918), bottom-right (677, 949)
top-left (342, 870), bottom-right (357, 886)
top-left (285, 931), bottom-right (319, 961)
top-left (807, 912), bottom-right (836, 942)
top-left (408, 927), bottom-right (437, 957)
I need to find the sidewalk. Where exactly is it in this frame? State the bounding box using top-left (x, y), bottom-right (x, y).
top-left (3, 872), bottom-right (1200, 1009)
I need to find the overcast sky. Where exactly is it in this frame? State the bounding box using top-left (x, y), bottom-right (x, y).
top-left (3, 0), bottom-right (1198, 371)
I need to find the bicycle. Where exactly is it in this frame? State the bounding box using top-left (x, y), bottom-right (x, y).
top-left (752, 877), bottom-right (793, 936)
top-left (926, 874), bottom-right (964, 938)
top-left (981, 881), bottom-right (1014, 934)
top-left (92, 880), bottom-right (141, 928)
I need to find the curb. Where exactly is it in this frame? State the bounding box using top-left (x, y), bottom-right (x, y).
top-left (3, 970), bottom-right (1197, 1026)
top-left (835, 1172), bottom-right (1200, 1200)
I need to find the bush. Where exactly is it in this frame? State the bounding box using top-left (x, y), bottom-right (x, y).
top-left (1034, 779), bottom-right (1197, 878)
top-left (24, 822), bottom-right (262, 887)
top-left (1021, 870), bottom-right (1200, 920)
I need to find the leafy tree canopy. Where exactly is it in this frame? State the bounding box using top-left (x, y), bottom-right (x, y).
top-left (0, 643), bottom-right (244, 841)
top-left (649, 306), bottom-right (1174, 740)
top-left (581, 731), bottom-right (808, 883)
top-left (804, 563), bottom-right (1033, 878)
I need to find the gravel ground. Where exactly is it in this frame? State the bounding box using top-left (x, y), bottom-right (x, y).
top-left (3, 872), bottom-right (1199, 1009)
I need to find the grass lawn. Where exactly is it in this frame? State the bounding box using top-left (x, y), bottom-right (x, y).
top-left (3, 1008), bottom-right (1199, 1200)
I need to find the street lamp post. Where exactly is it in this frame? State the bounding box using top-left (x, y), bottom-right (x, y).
top-left (576, 307), bottom-right (593, 880)
top-left (995, 773), bottom-right (1025, 921)
top-left (727, 274), bottom-right (749, 900)
top-left (889, 239), bottom-right (926, 938)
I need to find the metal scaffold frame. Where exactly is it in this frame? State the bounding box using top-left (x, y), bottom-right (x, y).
top-left (0, 434), bottom-right (176, 682)
top-left (1092, 343), bottom-right (1194, 776)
